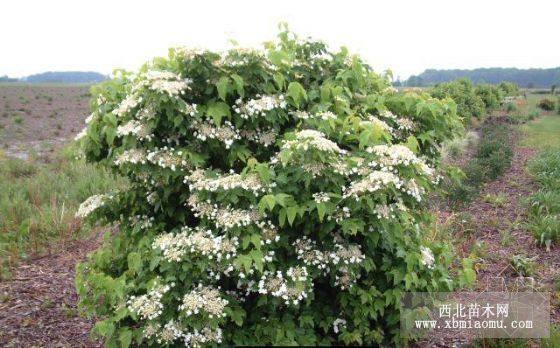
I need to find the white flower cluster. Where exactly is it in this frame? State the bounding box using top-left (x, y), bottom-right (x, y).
top-left (156, 320), bottom-right (183, 344)
top-left (136, 70), bottom-right (191, 97)
top-left (282, 129), bottom-right (345, 154)
top-left (152, 227), bottom-right (238, 263)
top-left (113, 94), bottom-right (142, 117)
top-left (185, 169), bottom-right (269, 195)
top-left (294, 237), bottom-right (364, 289)
top-left (312, 192), bottom-right (331, 203)
top-left (187, 195), bottom-right (262, 231)
top-left (184, 327), bottom-right (223, 348)
top-left (234, 95), bottom-right (287, 119)
top-left (420, 246), bottom-right (435, 269)
top-left (136, 104), bottom-right (157, 121)
top-left (116, 119), bottom-right (153, 140)
top-left (333, 318), bottom-right (347, 334)
top-left (239, 128), bottom-right (278, 147)
top-left (127, 283), bottom-right (172, 320)
top-left (257, 270), bottom-right (309, 305)
top-left (396, 117), bottom-right (415, 132)
top-left (179, 285), bottom-right (228, 318)
top-left (114, 148), bottom-right (147, 166)
top-left (145, 322), bottom-right (223, 347)
top-left (146, 147), bottom-right (189, 171)
top-left (192, 120), bottom-right (240, 149)
top-left (343, 171), bottom-right (402, 199)
top-left (75, 194), bottom-right (107, 218)
top-left (374, 202), bottom-right (408, 220)
top-left (291, 110), bottom-right (337, 121)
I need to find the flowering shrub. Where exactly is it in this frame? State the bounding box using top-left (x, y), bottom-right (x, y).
top-left (75, 28), bottom-right (462, 346)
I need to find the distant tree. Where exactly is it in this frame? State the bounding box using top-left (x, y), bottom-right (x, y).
top-left (551, 84), bottom-right (557, 95)
top-left (406, 67), bottom-right (560, 88)
top-left (25, 71), bottom-right (107, 84)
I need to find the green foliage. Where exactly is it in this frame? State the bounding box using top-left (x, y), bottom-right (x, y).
top-left (475, 83), bottom-right (503, 110)
top-left (474, 125), bottom-right (513, 180)
top-left (498, 81), bottom-right (520, 96)
top-left (75, 29), bottom-right (462, 346)
top-left (505, 102), bottom-right (517, 112)
top-left (0, 148), bottom-right (126, 279)
top-left (527, 150), bottom-right (560, 249)
top-left (510, 254), bottom-right (536, 277)
top-left (537, 98), bottom-right (555, 111)
top-left (443, 124), bottom-right (513, 207)
top-left (430, 78), bottom-right (486, 124)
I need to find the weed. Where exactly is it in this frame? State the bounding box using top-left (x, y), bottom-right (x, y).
top-left (500, 230), bottom-right (514, 247)
top-left (510, 254), bottom-right (536, 277)
top-left (483, 193), bottom-right (508, 207)
top-left (0, 148), bottom-right (128, 278)
top-left (13, 115), bottom-right (23, 124)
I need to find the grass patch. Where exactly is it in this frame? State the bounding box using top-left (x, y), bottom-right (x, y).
top-left (521, 114), bottom-right (560, 149)
top-left (526, 149), bottom-right (560, 249)
top-left (0, 145), bottom-right (127, 278)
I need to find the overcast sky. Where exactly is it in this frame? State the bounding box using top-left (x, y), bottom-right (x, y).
top-left (2, 0), bottom-right (559, 79)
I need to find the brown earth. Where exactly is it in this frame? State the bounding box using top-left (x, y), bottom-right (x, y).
top-left (0, 236), bottom-right (102, 347)
top-left (0, 84), bottom-right (90, 160)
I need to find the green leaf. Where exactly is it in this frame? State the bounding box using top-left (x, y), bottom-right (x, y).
top-left (206, 101), bottom-right (231, 125)
top-left (286, 206), bottom-right (299, 226)
top-left (127, 252), bottom-right (141, 274)
top-left (406, 135), bottom-right (419, 154)
top-left (119, 328), bottom-right (132, 348)
top-left (273, 73), bottom-right (285, 90)
top-left (316, 203), bottom-right (326, 222)
top-left (231, 74), bottom-right (245, 97)
top-left (287, 82), bottom-right (307, 108)
top-left (217, 76), bottom-right (230, 101)
top-left (261, 194), bottom-right (276, 211)
top-left (250, 249), bottom-right (264, 272)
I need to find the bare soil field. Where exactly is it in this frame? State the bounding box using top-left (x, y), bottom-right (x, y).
top-left (0, 84), bottom-right (90, 160)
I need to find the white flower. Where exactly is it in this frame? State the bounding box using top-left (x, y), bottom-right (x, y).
top-left (282, 129), bottom-right (344, 154)
top-left (127, 283), bottom-right (171, 320)
top-left (312, 192), bottom-right (330, 203)
top-left (236, 95), bottom-right (286, 119)
top-left (113, 94), bottom-right (142, 117)
top-left (179, 285), bottom-right (228, 318)
top-left (116, 120), bottom-right (152, 140)
top-left (185, 170), bottom-right (268, 195)
top-left (152, 227), bottom-right (238, 263)
top-left (74, 127), bottom-right (88, 141)
top-left (420, 246), bottom-right (435, 269)
top-left (333, 318), bottom-right (347, 334)
top-left (75, 194), bottom-right (107, 218)
top-left (343, 171), bottom-right (402, 199)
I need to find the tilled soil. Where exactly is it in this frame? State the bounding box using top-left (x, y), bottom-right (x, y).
top-left (0, 85), bottom-right (90, 160)
top-left (0, 237), bottom-right (102, 347)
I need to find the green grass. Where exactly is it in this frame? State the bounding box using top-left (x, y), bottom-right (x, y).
top-left (521, 114), bottom-right (560, 149)
top-left (0, 145), bottom-right (127, 279)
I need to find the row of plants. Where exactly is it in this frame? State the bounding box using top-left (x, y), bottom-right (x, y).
top-left (73, 28), bottom-right (471, 346)
top-left (526, 149), bottom-right (560, 249)
top-left (442, 121), bottom-right (513, 207)
top-left (429, 78), bottom-right (519, 125)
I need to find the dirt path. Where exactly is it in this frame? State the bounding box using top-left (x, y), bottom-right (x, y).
top-left (0, 238), bottom-right (102, 347)
top-left (442, 144), bottom-right (560, 322)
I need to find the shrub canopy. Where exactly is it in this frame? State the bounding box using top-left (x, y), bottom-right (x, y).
top-left (76, 28), bottom-right (462, 346)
